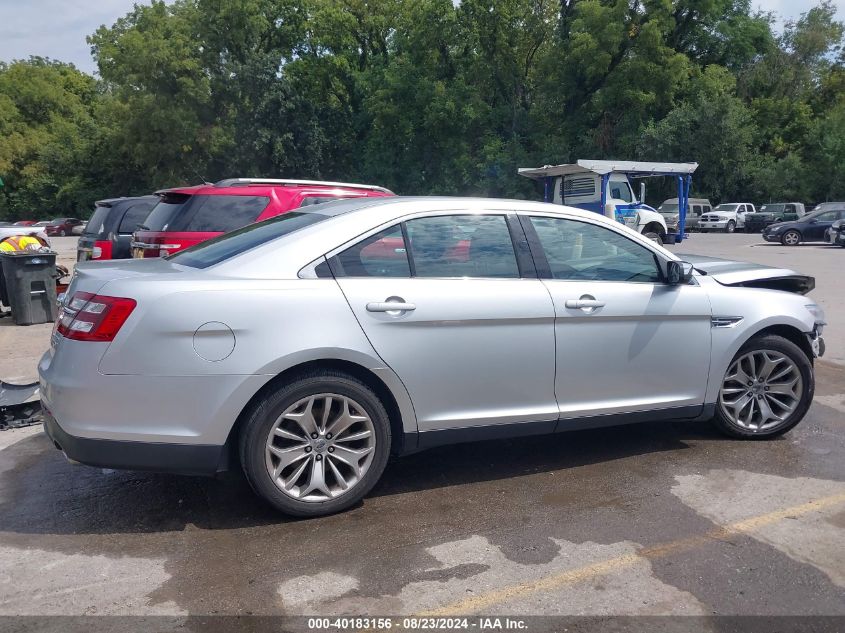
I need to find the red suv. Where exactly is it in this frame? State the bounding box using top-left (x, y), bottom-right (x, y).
top-left (132, 178), bottom-right (394, 258)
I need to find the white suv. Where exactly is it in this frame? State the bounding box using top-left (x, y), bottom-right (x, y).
top-left (699, 203), bottom-right (755, 233)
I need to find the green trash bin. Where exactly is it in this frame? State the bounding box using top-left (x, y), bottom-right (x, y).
top-left (0, 251), bottom-right (58, 325)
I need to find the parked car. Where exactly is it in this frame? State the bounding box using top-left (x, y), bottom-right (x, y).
top-left (744, 203), bottom-right (805, 233)
top-left (657, 197), bottom-right (712, 232)
top-left (828, 218), bottom-right (845, 247)
top-left (78, 196), bottom-right (157, 262)
top-left (762, 207), bottom-right (845, 245)
top-left (41, 197), bottom-right (825, 517)
top-left (45, 218), bottom-right (84, 237)
top-left (810, 202), bottom-right (845, 213)
top-left (13, 220), bottom-right (36, 226)
top-left (132, 178), bottom-right (394, 258)
top-left (699, 203), bottom-right (755, 233)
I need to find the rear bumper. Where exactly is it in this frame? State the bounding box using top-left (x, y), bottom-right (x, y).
top-left (42, 406), bottom-right (227, 475)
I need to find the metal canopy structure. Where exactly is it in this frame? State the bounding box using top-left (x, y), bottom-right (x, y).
top-left (518, 160), bottom-right (700, 242)
top-left (518, 160), bottom-right (698, 179)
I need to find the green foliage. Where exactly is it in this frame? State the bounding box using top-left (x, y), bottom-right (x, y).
top-left (0, 0), bottom-right (843, 220)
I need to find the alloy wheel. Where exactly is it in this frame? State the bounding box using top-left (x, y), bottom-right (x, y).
top-left (782, 231), bottom-right (800, 245)
top-left (265, 393), bottom-right (376, 502)
top-left (719, 350), bottom-right (803, 432)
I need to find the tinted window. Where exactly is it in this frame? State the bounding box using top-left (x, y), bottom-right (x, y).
top-left (703, 206), bottom-right (711, 213)
top-left (299, 196), bottom-right (348, 208)
top-left (169, 212), bottom-right (328, 269)
top-left (333, 226), bottom-right (410, 277)
top-left (692, 205), bottom-right (702, 214)
top-left (405, 215), bottom-right (518, 278)
top-left (529, 216), bottom-right (661, 283)
top-left (83, 205), bottom-right (112, 237)
top-left (178, 195), bottom-right (269, 232)
top-left (118, 202), bottom-right (155, 233)
top-left (812, 211), bottom-right (838, 222)
top-left (143, 194), bottom-right (189, 231)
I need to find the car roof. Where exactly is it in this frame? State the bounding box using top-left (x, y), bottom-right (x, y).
top-left (156, 179), bottom-right (393, 196)
top-left (95, 195), bottom-right (158, 207)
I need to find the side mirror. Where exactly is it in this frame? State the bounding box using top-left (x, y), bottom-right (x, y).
top-left (808, 218), bottom-right (817, 224)
top-left (666, 260), bottom-right (694, 285)
top-left (639, 182), bottom-right (646, 204)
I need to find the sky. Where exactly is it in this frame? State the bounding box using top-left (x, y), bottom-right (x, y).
top-left (0, 0), bottom-right (842, 76)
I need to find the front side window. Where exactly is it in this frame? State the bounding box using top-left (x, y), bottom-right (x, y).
top-left (609, 181), bottom-right (633, 203)
top-left (528, 216), bottom-right (661, 283)
top-left (404, 215), bottom-right (519, 278)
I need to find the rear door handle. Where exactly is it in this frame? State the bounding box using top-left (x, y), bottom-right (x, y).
top-left (565, 299), bottom-right (606, 310)
top-left (366, 302), bottom-right (416, 313)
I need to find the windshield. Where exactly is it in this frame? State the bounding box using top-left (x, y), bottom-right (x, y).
top-left (83, 205), bottom-right (112, 237)
top-left (141, 193), bottom-right (269, 232)
top-left (658, 204), bottom-right (679, 214)
top-left (49, 219), bottom-right (66, 225)
top-left (714, 204), bottom-right (739, 212)
top-left (169, 211), bottom-right (329, 269)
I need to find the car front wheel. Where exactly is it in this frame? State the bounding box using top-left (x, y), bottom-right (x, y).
top-left (644, 231), bottom-right (663, 245)
top-left (713, 335), bottom-right (813, 439)
top-left (239, 370), bottom-right (391, 517)
top-left (725, 221), bottom-right (736, 233)
top-left (781, 230), bottom-right (801, 246)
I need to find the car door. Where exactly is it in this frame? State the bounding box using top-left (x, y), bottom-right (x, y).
top-left (805, 210), bottom-right (841, 240)
top-left (332, 212), bottom-right (558, 432)
top-left (522, 213), bottom-right (712, 420)
top-left (736, 205), bottom-right (747, 228)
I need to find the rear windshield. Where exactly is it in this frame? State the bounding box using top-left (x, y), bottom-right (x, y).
top-left (169, 211), bottom-right (329, 269)
top-left (142, 194), bottom-right (269, 233)
top-left (83, 205), bottom-right (112, 237)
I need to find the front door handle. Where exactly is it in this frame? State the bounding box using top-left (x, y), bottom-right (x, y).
top-left (565, 298), bottom-right (606, 311)
top-left (366, 301), bottom-right (416, 313)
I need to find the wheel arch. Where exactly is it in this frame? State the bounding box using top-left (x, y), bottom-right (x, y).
top-left (742, 324), bottom-right (814, 361)
top-left (225, 358), bottom-right (413, 467)
top-left (642, 221), bottom-right (666, 237)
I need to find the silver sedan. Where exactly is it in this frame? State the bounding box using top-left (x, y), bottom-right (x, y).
top-left (39, 197), bottom-right (826, 516)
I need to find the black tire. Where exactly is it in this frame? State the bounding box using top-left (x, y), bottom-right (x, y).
top-left (644, 231), bottom-right (663, 245)
top-left (725, 221), bottom-right (736, 233)
top-left (780, 230), bottom-right (801, 246)
top-left (239, 370), bottom-right (392, 517)
top-left (59, 229), bottom-right (67, 237)
top-left (712, 334), bottom-right (814, 440)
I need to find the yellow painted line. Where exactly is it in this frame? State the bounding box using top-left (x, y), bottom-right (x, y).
top-left (420, 491), bottom-right (845, 616)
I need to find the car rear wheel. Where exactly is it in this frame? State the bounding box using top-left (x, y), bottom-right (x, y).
top-left (239, 370), bottom-right (391, 517)
top-left (713, 335), bottom-right (813, 439)
top-left (781, 230), bottom-right (801, 246)
top-left (725, 221), bottom-right (736, 233)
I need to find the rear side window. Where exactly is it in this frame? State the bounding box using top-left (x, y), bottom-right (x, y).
top-left (405, 215), bottom-right (519, 278)
top-left (333, 226), bottom-right (410, 277)
top-left (118, 202), bottom-right (155, 233)
top-left (299, 196), bottom-right (348, 208)
top-left (169, 212), bottom-right (328, 269)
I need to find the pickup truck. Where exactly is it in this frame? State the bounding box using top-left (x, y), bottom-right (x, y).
top-left (744, 203), bottom-right (804, 233)
top-left (699, 203), bottom-right (755, 233)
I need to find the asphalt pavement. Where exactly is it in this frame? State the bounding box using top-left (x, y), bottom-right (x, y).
top-left (0, 232), bottom-right (842, 626)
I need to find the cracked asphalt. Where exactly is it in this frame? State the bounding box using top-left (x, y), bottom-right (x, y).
top-left (0, 233), bottom-right (842, 622)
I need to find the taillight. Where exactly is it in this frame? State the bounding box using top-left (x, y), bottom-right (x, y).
top-left (92, 240), bottom-right (113, 260)
top-left (57, 291), bottom-right (136, 342)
